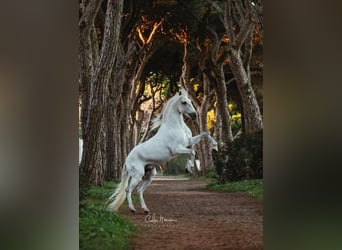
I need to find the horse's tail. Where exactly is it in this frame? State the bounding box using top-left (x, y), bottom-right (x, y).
top-left (107, 166), bottom-right (129, 212)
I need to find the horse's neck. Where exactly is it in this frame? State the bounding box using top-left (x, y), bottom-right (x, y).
top-left (162, 103), bottom-right (184, 129)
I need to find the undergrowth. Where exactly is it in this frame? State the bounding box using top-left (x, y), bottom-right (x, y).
top-left (80, 180), bottom-right (136, 250)
top-left (206, 179), bottom-right (263, 200)
top-left (213, 130), bottom-right (263, 182)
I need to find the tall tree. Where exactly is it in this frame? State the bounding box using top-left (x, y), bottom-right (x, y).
top-left (79, 0), bottom-right (124, 185)
top-left (209, 0), bottom-right (263, 134)
top-left (105, 1), bottom-right (167, 179)
top-left (204, 26), bottom-right (234, 146)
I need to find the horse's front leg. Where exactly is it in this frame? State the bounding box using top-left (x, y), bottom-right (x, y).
top-left (189, 132), bottom-right (218, 151)
top-left (207, 134), bottom-right (218, 151)
top-left (173, 145), bottom-right (194, 155)
top-left (184, 145), bottom-right (196, 174)
top-left (189, 133), bottom-right (206, 145)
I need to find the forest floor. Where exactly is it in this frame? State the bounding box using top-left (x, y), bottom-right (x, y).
top-left (120, 176), bottom-right (263, 250)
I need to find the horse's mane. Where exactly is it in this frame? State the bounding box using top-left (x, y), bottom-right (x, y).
top-left (150, 94), bottom-right (178, 131)
top-left (150, 88), bottom-right (188, 131)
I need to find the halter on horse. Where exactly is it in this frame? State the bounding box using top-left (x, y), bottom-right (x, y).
top-left (107, 88), bottom-right (218, 213)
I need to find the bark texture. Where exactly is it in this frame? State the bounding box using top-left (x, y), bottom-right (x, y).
top-left (80, 0), bottom-right (124, 185)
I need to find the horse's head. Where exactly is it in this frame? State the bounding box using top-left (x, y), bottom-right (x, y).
top-left (177, 88), bottom-right (197, 120)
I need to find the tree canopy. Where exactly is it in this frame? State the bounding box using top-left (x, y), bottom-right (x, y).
top-left (79, 0), bottom-right (263, 185)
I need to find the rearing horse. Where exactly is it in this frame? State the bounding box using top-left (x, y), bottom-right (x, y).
top-left (107, 88), bottom-right (218, 213)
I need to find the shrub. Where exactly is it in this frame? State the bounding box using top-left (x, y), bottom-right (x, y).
top-left (205, 168), bottom-right (218, 179)
top-left (213, 130), bottom-right (263, 183)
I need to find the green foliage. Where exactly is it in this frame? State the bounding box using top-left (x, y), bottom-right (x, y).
top-left (80, 203), bottom-right (135, 250)
top-left (205, 168), bottom-right (218, 179)
top-left (79, 168), bottom-right (90, 207)
top-left (87, 181), bottom-right (119, 200)
top-left (228, 102), bottom-right (243, 135)
top-left (80, 181), bottom-right (136, 250)
top-left (206, 179), bottom-right (263, 200)
top-left (213, 130), bottom-right (263, 182)
top-left (231, 113), bottom-right (242, 134)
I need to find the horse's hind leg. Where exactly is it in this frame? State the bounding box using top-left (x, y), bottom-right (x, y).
top-left (137, 179), bottom-right (152, 214)
top-left (126, 171), bottom-right (143, 213)
top-left (137, 167), bottom-right (156, 214)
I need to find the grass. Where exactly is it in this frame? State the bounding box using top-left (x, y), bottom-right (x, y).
top-left (86, 180), bottom-right (118, 200)
top-left (206, 179), bottom-right (263, 200)
top-left (80, 181), bottom-right (136, 250)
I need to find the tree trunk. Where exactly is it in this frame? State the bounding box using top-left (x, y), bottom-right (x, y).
top-left (213, 62), bottom-right (234, 146)
top-left (104, 97), bottom-right (115, 180)
top-left (79, 0), bottom-right (103, 137)
top-left (113, 104), bottom-right (122, 179)
top-left (229, 46), bottom-right (263, 134)
top-left (108, 41), bottom-right (135, 180)
top-left (214, 106), bottom-right (223, 145)
top-left (108, 26), bottom-right (159, 178)
top-left (198, 94), bottom-right (214, 174)
top-left (203, 22), bottom-right (234, 148)
top-left (180, 42), bottom-right (215, 174)
top-left (80, 0), bottom-right (124, 186)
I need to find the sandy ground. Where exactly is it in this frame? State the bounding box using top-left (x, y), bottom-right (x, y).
top-left (120, 177), bottom-right (263, 250)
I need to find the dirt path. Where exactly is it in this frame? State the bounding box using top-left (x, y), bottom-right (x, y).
top-left (121, 177), bottom-right (263, 250)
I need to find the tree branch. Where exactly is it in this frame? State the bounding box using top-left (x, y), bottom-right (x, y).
top-left (225, 77), bottom-right (235, 86)
top-left (223, 0), bottom-right (235, 41)
top-left (137, 26), bottom-right (146, 44)
top-left (180, 42), bottom-right (200, 109)
top-left (233, 15), bottom-right (254, 50)
top-left (79, 0), bottom-right (103, 40)
top-left (224, 68), bottom-right (262, 86)
top-left (146, 18), bottom-right (164, 44)
top-left (205, 25), bottom-right (223, 65)
top-left (207, 0), bottom-right (223, 13)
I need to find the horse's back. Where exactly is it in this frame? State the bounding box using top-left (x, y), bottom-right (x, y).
top-left (127, 140), bottom-right (172, 164)
top-left (126, 130), bottom-right (181, 166)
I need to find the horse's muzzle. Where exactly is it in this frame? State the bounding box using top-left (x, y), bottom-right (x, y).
top-left (189, 112), bottom-right (197, 120)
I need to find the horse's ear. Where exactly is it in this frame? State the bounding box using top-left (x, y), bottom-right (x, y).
top-left (178, 88), bottom-right (187, 96)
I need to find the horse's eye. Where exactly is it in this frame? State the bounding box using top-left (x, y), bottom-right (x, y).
top-left (181, 101), bottom-right (187, 105)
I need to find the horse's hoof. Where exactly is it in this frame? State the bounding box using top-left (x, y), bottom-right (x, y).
top-left (144, 210), bottom-right (150, 215)
top-left (130, 210), bottom-right (136, 214)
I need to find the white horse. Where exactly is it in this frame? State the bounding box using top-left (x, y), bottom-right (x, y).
top-left (107, 88), bottom-right (218, 213)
